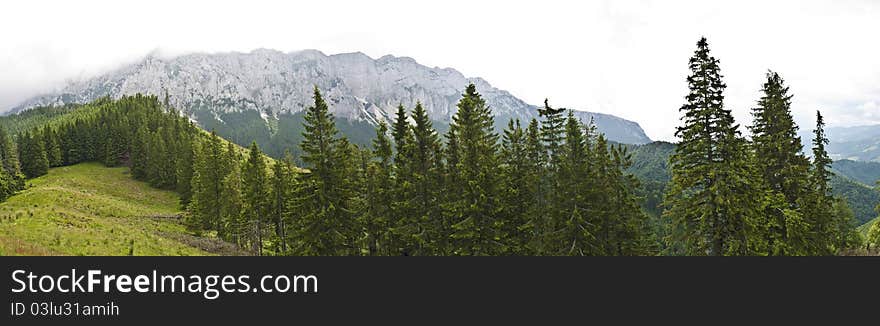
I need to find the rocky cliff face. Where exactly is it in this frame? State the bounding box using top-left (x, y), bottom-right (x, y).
top-left (11, 49), bottom-right (652, 144)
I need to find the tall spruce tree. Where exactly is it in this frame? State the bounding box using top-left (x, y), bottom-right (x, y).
top-left (749, 71), bottom-right (812, 255)
top-left (410, 102), bottom-right (444, 253)
top-left (130, 126), bottom-right (149, 180)
top-left (605, 142), bottom-right (652, 255)
top-left (360, 122), bottom-right (394, 255)
top-left (446, 83), bottom-right (502, 255)
top-left (806, 110), bottom-right (837, 254)
top-left (43, 127), bottom-right (62, 167)
top-left (392, 104), bottom-right (412, 163)
top-left (0, 166), bottom-right (14, 201)
top-left (243, 142), bottom-right (271, 255)
top-left (0, 126), bottom-right (24, 192)
top-left (500, 119), bottom-right (530, 254)
top-left (390, 104), bottom-right (419, 254)
top-left (0, 126), bottom-right (19, 200)
top-left (830, 198), bottom-right (861, 251)
top-left (539, 99), bottom-right (566, 169)
top-left (219, 156), bottom-right (245, 246)
top-left (522, 118), bottom-right (548, 254)
top-left (19, 131), bottom-right (49, 178)
top-left (218, 142), bottom-right (244, 242)
top-left (663, 37), bottom-right (759, 256)
top-left (271, 150), bottom-right (297, 254)
top-left (188, 131), bottom-right (228, 232)
top-left (294, 86), bottom-right (357, 255)
top-left (551, 111), bottom-right (597, 255)
top-left (392, 102), bottom-right (443, 255)
top-left (176, 136), bottom-right (197, 207)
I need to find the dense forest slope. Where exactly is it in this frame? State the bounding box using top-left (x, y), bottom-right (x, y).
top-left (831, 159), bottom-right (880, 186)
top-left (0, 163), bottom-right (242, 255)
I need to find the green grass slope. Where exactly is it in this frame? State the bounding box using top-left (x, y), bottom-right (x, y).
top-left (0, 162), bottom-right (242, 256)
top-left (859, 216), bottom-right (878, 236)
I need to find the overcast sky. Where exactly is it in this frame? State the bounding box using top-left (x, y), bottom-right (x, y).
top-left (1, 0), bottom-right (878, 141)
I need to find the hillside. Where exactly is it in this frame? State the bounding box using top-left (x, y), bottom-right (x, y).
top-left (859, 217), bottom-right (878, 236)
top-left (831, 159), bottom-right (880, 186)
top-left (0, 163), bottom-right (243, 255)
top-left (7, 49), bottom-right (651, 157)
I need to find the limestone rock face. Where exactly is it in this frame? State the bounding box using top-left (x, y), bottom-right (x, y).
top-left (12, 49), bottom-right (651, 144)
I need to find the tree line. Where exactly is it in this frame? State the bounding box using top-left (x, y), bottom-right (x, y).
top-left (1, 86), bottom-right (652, 255)
top-left (187, 85), bottom-right (653, 255)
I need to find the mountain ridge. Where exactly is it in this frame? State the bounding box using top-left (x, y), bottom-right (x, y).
top-left (7, 48), bottom-right (652, 145)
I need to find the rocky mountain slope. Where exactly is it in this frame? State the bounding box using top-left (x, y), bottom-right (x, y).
top-left (9, 49), bottom-right (652, 149)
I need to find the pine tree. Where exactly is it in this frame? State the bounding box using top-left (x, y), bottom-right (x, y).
top-left (129, 126), bottom-right (149, 180)
top-left (749, 71), bottom-right (809, 255)
top-left (830, 198), bottom-right (860, 252)
top-left (805, 110), bottom-right (838, 254)
top-left (0, 166), bottom-right (15, 201)
top-left (42, 127), bottom-right (62, 167)
top-left (0, 126), bottom-right (24, 192)
top-left (391, 102), bottom-right (443, 255)
top-left (392, 104), bottom-right (412, 163)
top-left (19, 131), bottom-right (49, 178)
top-left (0, 127), bottom-right (19, 200)
top-left (271, 150), bottom-right (297, 254)
top-left (605, 142), bottom-right (653, 255)
top-left (539, 99), bottom-right (566, 169)
top-left (749, 71), bottom-right (812, 255)
top-left (356, 123), bottom-right (393, 255)
top-left (552, 111), bottom-right (596, 255)
top-left (243, 142), bottom-right (271, 255)
top-left (441, 117), bottom-right (462, 254)
top-left (294, 87), bottom-right (357, 255)
top-left (219, 157), bottom-right (245, 246)
top-left (522, 118), bottom-right (548, 254)
top-left (499, 119), bottom-right (533, 254)
top-left (389, 104), bottom-right (420, 254)
top-left (176, 136), bottom-right (197, 207)
top-left (446, 83), bottom-right (502, 255)
top-left (188, 131), bottom-right (228, 232)
top-left (663, 37), bottom-right (759, 256)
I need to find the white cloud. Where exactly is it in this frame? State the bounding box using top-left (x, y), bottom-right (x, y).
top-left (1, 0), bottom-right (878, 141)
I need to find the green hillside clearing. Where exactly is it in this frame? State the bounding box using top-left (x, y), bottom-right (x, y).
top-left (0, 162), bottom-right (243, 256)
top-left (859, 217), bottom-right (877, 236)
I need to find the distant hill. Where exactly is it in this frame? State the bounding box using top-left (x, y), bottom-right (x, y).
top-left (799, 124), bottom-right (880, 162)
top-left (831, 159), bottom-right (880, 186)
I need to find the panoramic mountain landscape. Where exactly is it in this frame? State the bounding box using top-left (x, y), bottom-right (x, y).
top-left (2, 0), bottom-right (879, 258)
top-left (4, 3), bottom-right (880, 324)
top-left (2, 39), bottom-right (879, 256)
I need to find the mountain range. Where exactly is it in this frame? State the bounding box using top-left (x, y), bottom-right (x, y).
top-left (7, 49), bottom-right (652, 157)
